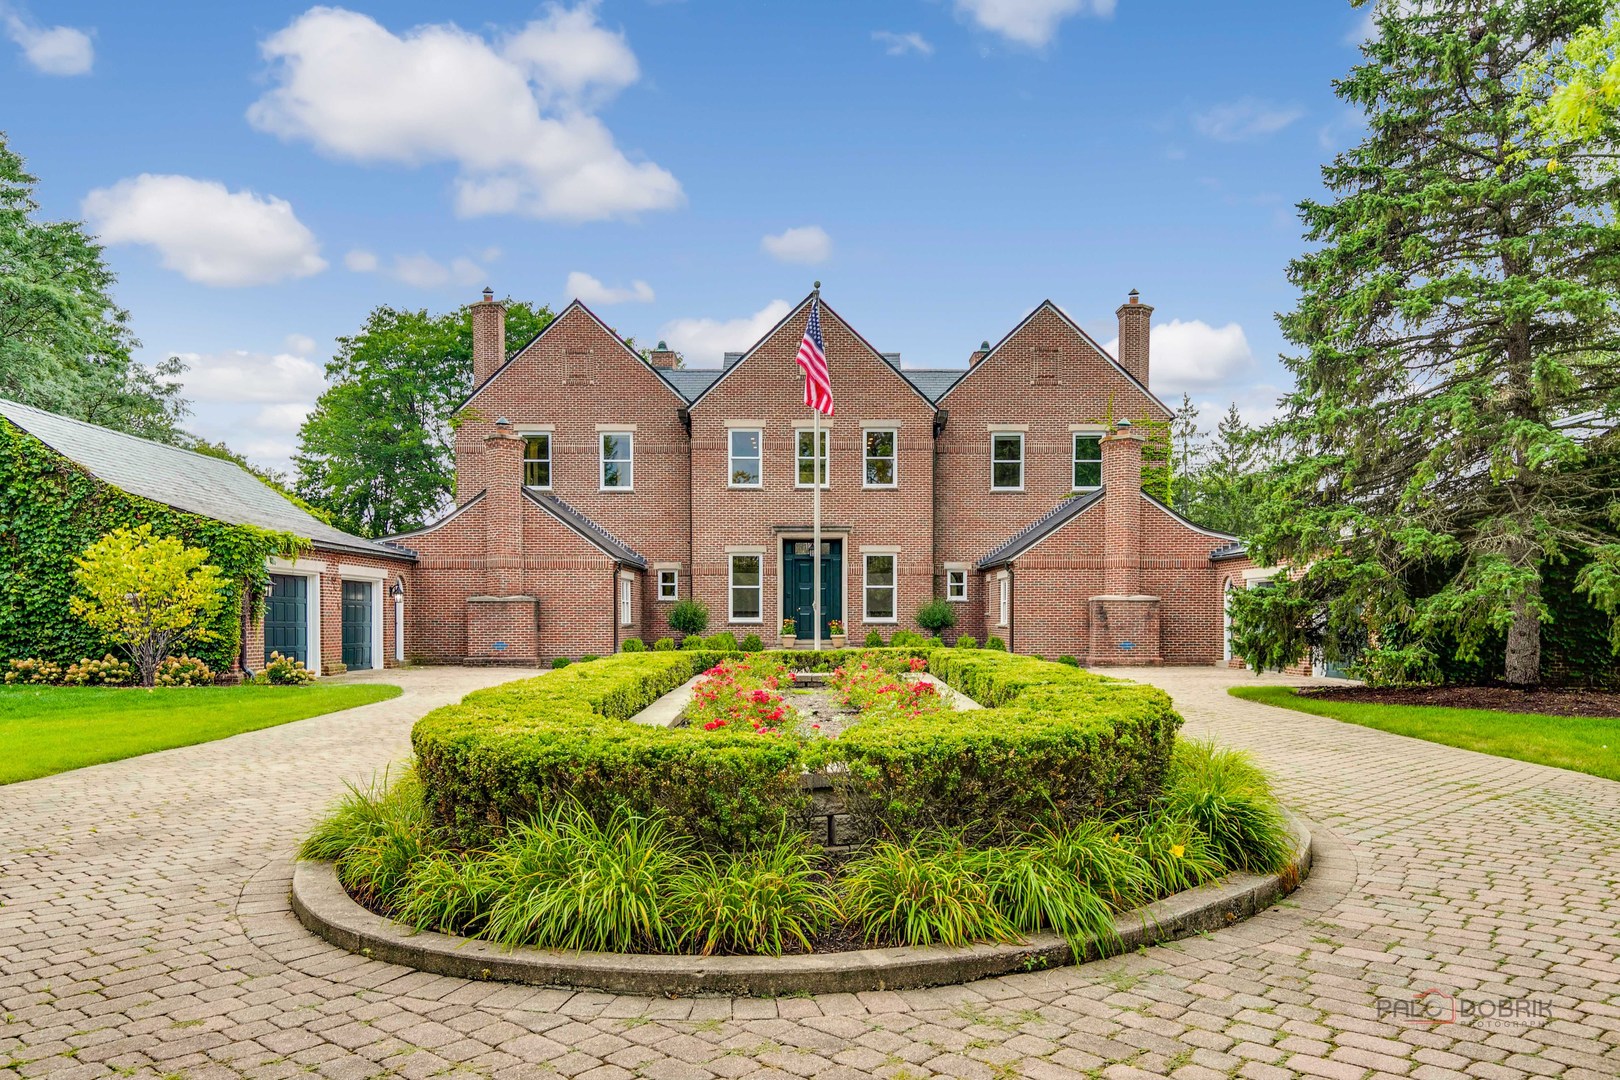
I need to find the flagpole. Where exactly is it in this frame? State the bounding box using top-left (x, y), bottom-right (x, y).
top-left (811, 282), bottom-right (822, 654)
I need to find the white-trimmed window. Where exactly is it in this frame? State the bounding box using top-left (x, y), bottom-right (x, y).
top-left (998, 574), bottom-right (1010, 627)
top-left (992, 433), bottom-right (1023, 491)
top-left (657, 569), bottom-right (678, 601)
top-left (1073, 434), bottom-right (1103, 490)
top-left (946, 569), bottom-right (967, 603)
top-left (523, 435), bottom-right (551, 489)
top-left (729, 554), bottom-right (763, 622)
top-left (729, 428), bottom-right (762, 487)
top-left (863, 429), bottom-right (896, 487)
top-left (600, 431), bottom-right (633, 489)
top-left (619, 577), bottom-right (633, 625)
top-left (864, 554), bottom-right (897, 622)
top-left (796, 429), bottom-right (829, 488)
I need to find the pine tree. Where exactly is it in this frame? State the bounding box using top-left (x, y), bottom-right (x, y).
top-left (1248, 0), bottom-right (1620, 686)
top-left (1170, 392), bottom-right (1204, 516)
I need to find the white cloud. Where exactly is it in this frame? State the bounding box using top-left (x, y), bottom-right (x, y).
top-left (284, 333), bottom-right (317, 356)
top-left (3, 10), bottom-right (92, 75)
top-left (246, 5), bottom-right (682, 222)
top-left (346, 249), bottom-right (490, 289)
top-left (1105, 319), bottom-right (1256, 391)
top-left (1191, 98), bottom-right (1305, 142)
top-left (660, 300), bottom-right (793, 367)
top-left (168, 349), bottom-right (327, 404)
top-left (252, 402), bottom-right (316, 434)
top-left (954, 0), bottom-right (1114, 48)
top-left (566, 271), bottom-right (654, 305)
top-left (82, 174), bottom-right (326, 287)
top-left (344, 249), bottom-right (379, 272)
top-left (872, 30), bottom-right (933, 56)
top-left (761, 225), bottom-right (832, 265)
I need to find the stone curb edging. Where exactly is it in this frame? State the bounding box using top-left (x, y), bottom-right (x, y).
top-left (290, 814), bottom-right (1312, 997)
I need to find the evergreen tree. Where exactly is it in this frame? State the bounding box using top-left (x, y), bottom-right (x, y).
top-left (294, 300), bottom-right (552, 537)
top-left (1186, 404), bottom-right (1263, 538)
top-left (1246, 0), bottom-right (1620, 685)
top-left (1170, 392), bottom-right (1204, 516)
top-left (0, 132), bottom-right (186, 439)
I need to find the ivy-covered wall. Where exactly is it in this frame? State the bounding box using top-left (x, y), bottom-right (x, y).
top-left (0, 421), bottom-right (304, 672)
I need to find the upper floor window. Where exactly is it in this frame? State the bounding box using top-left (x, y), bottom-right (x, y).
top-left (600, 431), bottom-right (633, 490)
top-left (657, 569), bottom-right (678, 601)
top-left (796, 429), bottom-right (829, 488)
top-left (946, 569), bottom-right (967, 603)
top-left (864, 430), bottom-right (897, 488)
top-left (1073, 434), bottom-right (1103, 490)
top-left (991, 433), bottom-right (1023, 491)
top-left (730, 429), bottom-right (762, 487)
top-left (523, 435), bottom-right (551, 489)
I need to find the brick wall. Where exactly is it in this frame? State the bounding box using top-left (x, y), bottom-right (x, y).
top-left (246, 546), bottom-right (413, 676)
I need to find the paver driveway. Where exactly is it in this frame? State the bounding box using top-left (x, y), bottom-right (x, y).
top-left (2, 666), bottom-right (1617, 1080)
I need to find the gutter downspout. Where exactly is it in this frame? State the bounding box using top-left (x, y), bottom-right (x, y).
top-left (1006, 567), bottom-right (1014, 655)
top-left (612, 564), bottom-right (621, 655)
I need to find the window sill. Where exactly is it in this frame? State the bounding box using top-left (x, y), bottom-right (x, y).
top-left (1071, 485), bottom-right (1101, 493)
top-left (523, 484), bottom-right (553, 491)
top-left (863, 618), bottom-right (899, 625)
top-left (728, 484), bottom-right (763, 490)
top-left (946, 597), bottom-right (967, 603)
top-left (728, 618), bottom-right (765, 625)
top-left (862, 484), bottom-right (899, 491)
top-left (598, 486), bottom-right (635, 493)
top-left (990, 487), bottom-right (1024, 494)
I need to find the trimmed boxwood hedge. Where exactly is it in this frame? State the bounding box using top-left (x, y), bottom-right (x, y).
top-left (410, 648), bottom-right (1181, 850)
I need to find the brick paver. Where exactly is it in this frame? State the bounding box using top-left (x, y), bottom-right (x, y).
top-left (3, 666), bottom-right (1617, 1079)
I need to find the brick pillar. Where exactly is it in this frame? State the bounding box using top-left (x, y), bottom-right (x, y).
top-left (1102, 421), bottom-right (1145, 596)
top-left (471, 287), bottom-right (506, 389)
top-left (483, 419), bottom-right (525, 596)
top-left (1115, 290), bottom-right (1153, 386)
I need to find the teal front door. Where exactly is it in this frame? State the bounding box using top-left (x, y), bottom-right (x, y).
top-left (783, 539), bottom-right (841, 638)
top-left (341, 580), bottom-right (373, 669)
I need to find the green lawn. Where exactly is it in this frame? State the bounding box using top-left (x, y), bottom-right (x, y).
top-left (0, 682), bottom-right (402, 784)
top-left (1230, 685), bottom-right (1620, 783)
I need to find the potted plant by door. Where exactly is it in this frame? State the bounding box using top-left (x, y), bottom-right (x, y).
top-left (780, 617), bottom-right (797, 648)
top-left (828, 619), bottom-right (847, 648)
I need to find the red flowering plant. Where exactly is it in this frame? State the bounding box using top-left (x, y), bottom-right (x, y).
top-left (685, 654), bottom-right (799, 736)
top-left (829, 651), bottom-right (944, 725)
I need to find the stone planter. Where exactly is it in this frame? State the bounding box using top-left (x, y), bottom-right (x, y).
top-left (830, 635), bottom-right (847, 648)
top-left (780, 635), bottom-right (797, 648)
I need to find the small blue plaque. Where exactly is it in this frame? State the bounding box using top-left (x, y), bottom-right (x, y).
top-left (1119, 641), bottom-right (1135, 650)
top-left (492, 642), bottom-right (508, 651)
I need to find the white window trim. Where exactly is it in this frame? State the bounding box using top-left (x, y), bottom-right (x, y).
top-left (946, 569), bottom-right (967, 603)
top-left (1072, 431), bottom-right (1103, 492)
top-left (656, 568), bottom-right (679, 602)
top-left (523, 432), bottom-right (552, 491)
top-left (795, 428), bottom-right (830, 489)
top-left (619, 576), bottom-right (634, 626)
top-left (863, 553), bottom-right (898, 624)
top-left (997, 572), bottom-right (1010, 628)
top-left (599, 430), bottom-right (634, 491)
top-left (991, 431), bottom-right (1024, 492)
top-left (728, 427), bottom-right (763, 489)
top-left (728, 552), bottom-right (764, 624)
top-left (862, 427), bottom-right (898, 489)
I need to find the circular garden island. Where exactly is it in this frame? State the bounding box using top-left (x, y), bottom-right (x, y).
top-left (296, 645), bottom-right (1308, 994)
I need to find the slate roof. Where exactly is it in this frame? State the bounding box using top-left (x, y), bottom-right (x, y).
top-left (523, 489), bottom-right (647, 569)
top-left (901, 369), bottom-right (965, 402)
top-left (0, 398), bottom-right (413, 561)
top-left (977, 489), bottom-right (1106, 569)
top-left (660, 369), bottom-right (724, 400)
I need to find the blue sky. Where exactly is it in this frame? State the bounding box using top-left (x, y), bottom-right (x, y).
top-left (2, 0), bottom-right (1374, 469)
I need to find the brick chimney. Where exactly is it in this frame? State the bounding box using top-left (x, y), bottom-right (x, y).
top-left (471, 286), bottom-right (506, 389)
top-left (969, 340), bottom-right (991, 366)
top-left (482, 417), bottom-right (526, 596)
top-left (1101, 419), bottom-right (1145, 596)
top-left (1114, 290), bottom-right (1153, 387)
top-left (648, 340), bottom-right (678, 369)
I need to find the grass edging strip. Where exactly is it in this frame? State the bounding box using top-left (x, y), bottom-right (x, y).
top-left (290, 814), bottom-right (1312, 997)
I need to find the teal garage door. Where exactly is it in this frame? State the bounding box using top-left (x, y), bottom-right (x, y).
top-left (264, 574), bottom-right (307, 666)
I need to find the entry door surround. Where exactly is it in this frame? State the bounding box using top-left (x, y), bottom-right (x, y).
top-left (775, 531), bottom-right (848, 638)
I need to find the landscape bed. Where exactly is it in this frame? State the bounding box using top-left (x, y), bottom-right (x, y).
top-left (299, 648), bottom-right (1301, 988)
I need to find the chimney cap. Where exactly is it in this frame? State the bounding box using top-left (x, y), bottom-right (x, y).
top-left (495, 416), bottom-right (511, 428)
top-left (1116, 418), bottom-right (1133, 429)
top-left (979, 340), bottom-right (990, 350)
top-left (1127, 289), bottom-right (1140, 304)
top-left (656, 340), bottom-right (668, 350)
top-left (482, 286), bottom-right (494, 302)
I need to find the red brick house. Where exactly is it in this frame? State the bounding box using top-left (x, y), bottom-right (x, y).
top-left (395, 288), bottom-right (1258, 667)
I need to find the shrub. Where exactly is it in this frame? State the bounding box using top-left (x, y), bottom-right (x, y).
top-left (706, 631), bottom-right (739, 652)
top-left (622, 638), bottom-right (646, 653)
top-left (739, 633), bottom-right (763, 653)
top-left (955, 635), bottom-right (978, 649)
top-left (972, 840), bottom-right (1117, 956)
top-left (154, 655), bottom-right (213, 686)
top-left (301, 770), bottom-right (426, 910)
top-left (652, 637), bottom-right (675, 651)
top-left (61, 654), bottom-right (134, 686)
top-left (984, 636), bottom-right (1007, 651)
top-left (579, 654), bottom-right (600, 664)
top-left (1057, 655), bottom-right (1080, 667)
top-left (552, 657), bottom-right (572, 669)
top-left (668, 599), bottom-right (710, 636)
top-left (395, 850), bottom-right (500, 936)
top-left (670, 829), bottom-right (839, 956)
top-left (5, 658), bottom-right (63, 685)
top-left (863, 630), bottom-right (886, 648)
top-left (325, 661), bottom-right (349, 675)
top-left (263, 651), bottom-right (313, 685)
top-left (889, 629), bottom-right (927, 647)
top-left (1161, 740), bottom-right (1292, 873)
top-left (679, 635), bottom-right (706, 650)
top-left (926, 636), bottom-right (943, 648)
top-left (685, 655), bottom-right (796, 733)
top-left (1127, 813), bottom-right (1222, 895)
top-left (915, 598), bottom-right (956, 637)
top-left (840, 838), bottom-right (1017, 948)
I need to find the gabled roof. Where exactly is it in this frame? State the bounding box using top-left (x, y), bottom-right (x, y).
top-left (456, 300), bottom-right (687, 413)
top-left (686, 293), bottom-right (939, 413)
top-left (0, 398), bottom-right (413, 561)
top-left (523, 489), bottom-right (647, 569)
top-left (661, 368), bottom-right (723, 400)
top-left (937, 300), bottom-right (1172, 417)
top-left (903, 370), bottom-right (966, 401)
top-left (977, 488), bottom-right (1106, 570)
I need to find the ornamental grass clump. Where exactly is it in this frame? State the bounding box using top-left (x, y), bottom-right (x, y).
top-left (1162, 740), bottom-right (1293, 873)
top-left (670, 828), bottom-right (840, 956)
top-left (300, 769), bottom-right (427, 909)
top-left (840, 836), bottom-right (1019, 948)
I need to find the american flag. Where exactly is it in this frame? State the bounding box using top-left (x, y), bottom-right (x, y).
top-left (796, 298), bottom-right (834, 416)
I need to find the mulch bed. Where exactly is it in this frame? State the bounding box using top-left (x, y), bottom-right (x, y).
top-left (1297, 685), bottom-right (1620, 719)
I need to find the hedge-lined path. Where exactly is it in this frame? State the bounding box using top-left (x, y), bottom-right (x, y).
top-left (2, 666), bottom-right (1618, 1080)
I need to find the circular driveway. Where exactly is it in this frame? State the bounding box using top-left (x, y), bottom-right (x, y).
top-left (1, 665), bottom-right (1616, 1080)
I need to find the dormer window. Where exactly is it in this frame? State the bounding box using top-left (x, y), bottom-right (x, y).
top-left (523, 435), bottom-right (551, 489)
